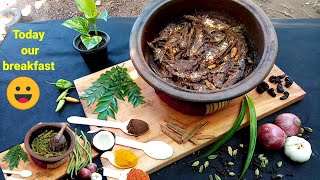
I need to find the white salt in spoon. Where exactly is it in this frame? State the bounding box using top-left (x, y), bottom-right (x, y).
top-left (103, 167), bottom-right (131, 180)
top-left (114, 136), bottom-right (173, 160)
top-left (2, 170), bottom-right (32, 178)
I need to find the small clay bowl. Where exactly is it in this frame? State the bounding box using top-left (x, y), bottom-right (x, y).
top-left (130, 0), bottom-right (278, 115)
top-left (24, 123), bottom-right (75, 169)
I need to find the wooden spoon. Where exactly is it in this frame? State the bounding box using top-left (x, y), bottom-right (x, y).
top-left (49, 123), bottom-right (68, 151)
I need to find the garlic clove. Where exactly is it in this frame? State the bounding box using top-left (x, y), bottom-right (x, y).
top-left (284, 136), bottom-right (312, 163)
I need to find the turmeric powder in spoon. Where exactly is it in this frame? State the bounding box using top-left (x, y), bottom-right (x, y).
top-left (114, 149), bottom-right (138, 168)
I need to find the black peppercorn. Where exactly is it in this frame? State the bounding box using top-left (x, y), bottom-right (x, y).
top-left (256, 81), bottom-right (269, 94)
top-left (277, 83), bottom-right (284, 93)
top-left (278, 74), bottom-right (286, 79)
top-left (285, 76), bottom-right (293, 87)
top-left (280, 91), bottom-right (289, 100)
top-left (267, 88), bottom-right (276, 97)
top-left (269, 75), bottom-right (277, 83)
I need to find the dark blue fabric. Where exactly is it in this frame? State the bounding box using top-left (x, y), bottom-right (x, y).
top-left (0, 18), bottom-right (319, 180)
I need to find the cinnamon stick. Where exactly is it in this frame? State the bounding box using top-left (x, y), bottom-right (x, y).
top-left (160, 125), bottom-right (182, 144)
top-left (195, 134), bottom-right (216, 140)
top-left (166, 123), bottom-right (199, 145)
top-left (181, 121), bottom-right (208, 143)
top-left (165, 116), bottom-right (188, 129)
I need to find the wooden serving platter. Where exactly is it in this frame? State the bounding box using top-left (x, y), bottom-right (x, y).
top-left (74, 60), bottom-right (305, 176)
top-left (0, 142), bottom-right (98, 180)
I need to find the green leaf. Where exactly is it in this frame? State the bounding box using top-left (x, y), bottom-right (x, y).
top-left (92, 82), bottom-right (101, 87)
top-left (94, 105), bottom-right (109, 113)
top-left (193, 99), bottom-right (247, 161)
top-left (80, 94), bottom-right (89, 98)
top-left (97, 10), bottom-right (108, 22)
top-left (62, 17), bottom-right (90, 35)
top-left (115, 91), bottom-right (125, 101)
top-left (104, 90), bottom-right (116, 97)
top-left (84, 89), bottom-right (94, 95)
top-left (241, 95), bottom-right (257, 178)
top-left (88, 18), bottom-right (96, 25)
top-left (80, 35), bottom-right (102, 50)
top-left (98, 110), bottom-right (108, 120)
top-left (2, 145), bottom-right (28, 170)
top-left (107, 108), bottom-right (115, 119)
top-left (99, 95), bottom-right (113, 102)
top-left (75, 0), bottom-right (98, 19)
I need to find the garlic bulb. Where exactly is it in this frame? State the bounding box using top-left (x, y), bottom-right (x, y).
top-left (91, 172), bottom-right (102, 180)
top-left (284, 136), bottom-right (312, 163)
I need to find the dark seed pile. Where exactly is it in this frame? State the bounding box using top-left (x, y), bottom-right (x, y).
top-left (256, 74), bottom-right (293, 100)
top-left (148, 14), bottom-right (254, 91)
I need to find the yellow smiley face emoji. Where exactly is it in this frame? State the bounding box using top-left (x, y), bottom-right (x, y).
top-left (7, 76), bottom-right (40, 110)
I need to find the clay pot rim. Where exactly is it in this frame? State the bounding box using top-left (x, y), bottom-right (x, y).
top-left (24, 123), bottom-right (75, 163)
top-left (130, 0), bottom-right (278, 103)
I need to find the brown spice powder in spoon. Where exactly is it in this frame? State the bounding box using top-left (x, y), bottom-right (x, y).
top-left (126, 119), bottom-right (149, 136)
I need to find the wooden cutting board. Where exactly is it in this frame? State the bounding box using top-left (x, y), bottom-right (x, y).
top-left (0, 141), bottom-right (98, 179)
top-left (74, 60), bottom-right (305, 176)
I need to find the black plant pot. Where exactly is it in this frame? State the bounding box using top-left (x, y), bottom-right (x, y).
top-left (73, 30), bottom-right (110, 72)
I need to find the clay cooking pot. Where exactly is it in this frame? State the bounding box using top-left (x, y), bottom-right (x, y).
top-left (130, 0), bottom-right (278, 115)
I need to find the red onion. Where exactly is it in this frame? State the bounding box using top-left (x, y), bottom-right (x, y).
top-left (78, 167), bottom-right (92, 179)
top-left (86, 163), bottom-right (97, 173)
top-left (275, 113), bottom-right (301, 136)
top-left (257, 123), bottom-right (286, 150)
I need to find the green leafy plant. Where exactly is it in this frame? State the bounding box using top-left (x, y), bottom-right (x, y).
top-left (81, 66), bottom-right (146, 120)
top-left (62, 0), bottom-right (108, 50)
top-left (2, 144), bottom-right (28, 170)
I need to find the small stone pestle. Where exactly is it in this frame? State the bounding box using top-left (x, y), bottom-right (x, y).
top-left (49, 123), bottom-right (68, 152)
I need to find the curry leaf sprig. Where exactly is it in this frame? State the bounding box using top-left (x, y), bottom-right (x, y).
top-left (80, 66), bottom-right (146, 120)
top-left (2, 144), bottom-right (28, 170)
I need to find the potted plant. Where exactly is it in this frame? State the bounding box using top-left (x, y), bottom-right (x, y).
top-left (62, 0), bottom-right (109, 72)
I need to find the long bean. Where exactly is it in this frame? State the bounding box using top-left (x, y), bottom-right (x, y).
top-left (241, 94), bottom-right (257, 178)
top-left (193, 99), bottom-right (247, 161)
